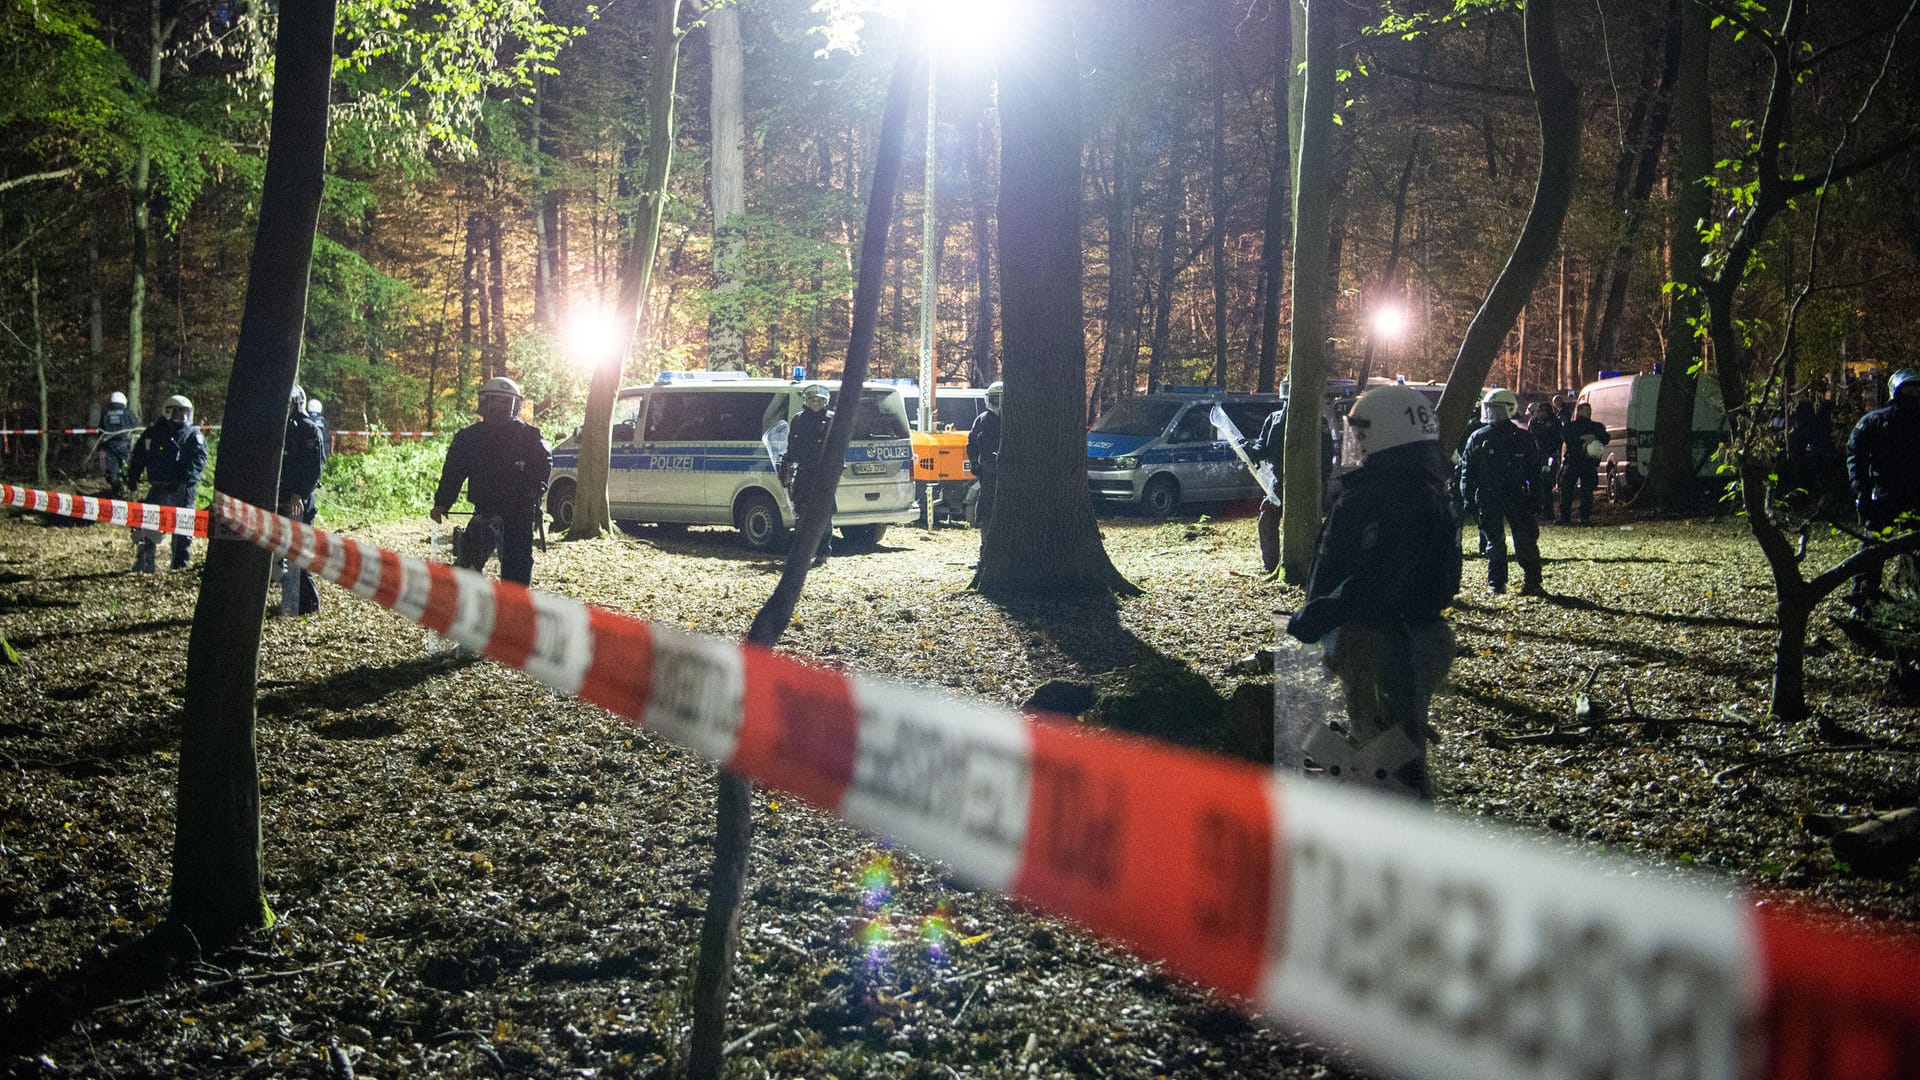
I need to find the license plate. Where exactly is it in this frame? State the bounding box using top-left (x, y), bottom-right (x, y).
top-left (852, 462), bottom-right (889, 475)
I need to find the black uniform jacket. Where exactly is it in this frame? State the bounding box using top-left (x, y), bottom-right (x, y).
top-left (434, 418), bottom-right (552, 517)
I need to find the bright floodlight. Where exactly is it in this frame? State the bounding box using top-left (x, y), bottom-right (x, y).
top-left (926, 0), bottom-right (1012, 58)
top-left (568, 309), bottom-right (622, 368)
top-left (1372, 304), bottom-right (1408, 340)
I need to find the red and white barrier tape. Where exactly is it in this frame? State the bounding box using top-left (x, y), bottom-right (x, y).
top-left (3, 483), bottom-right (208, 537)
top-left (331, 430), bottom-right (436, 437)
top-left (0, 426), bottom-right (221, 435)
top-left (12, 489), bottom-right (1884, 1080)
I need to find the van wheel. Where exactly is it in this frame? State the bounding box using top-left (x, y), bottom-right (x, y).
top-left (736, 490), bottom-right (788, 551)
top-left (548, 480), bottom-right (577, 532)
top-left (1141, 475), bottom-right (1180, 518)
top-left (840, 524), bottom-right (887, 551)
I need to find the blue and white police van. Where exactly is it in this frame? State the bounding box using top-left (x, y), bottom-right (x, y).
top-left (1086, 391), bottom-right (1287, 516)
top-left (548, 375), bottom-right (918, 551)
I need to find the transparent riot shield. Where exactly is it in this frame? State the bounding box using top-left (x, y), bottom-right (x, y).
top-left (1271, 631), bottom-right (1426, 797)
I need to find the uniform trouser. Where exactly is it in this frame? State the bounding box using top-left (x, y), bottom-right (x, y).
top-left (103, 447), bottom-right (129, 493)
top-left (279, 489), bottom-right (321, 612)
top-left (1535, 464), bottom-right (1558, 519)
top-left (1560, 464), bottom-right (1599, 522)
top-left (1257, 497), bottom-right (1281, 574)
top-left (1477, 497), bottom-right (1542, 591)
top-left (133, 482), bottom-right (195, 570)
top-left (790, 472), bottom-right (834, 560)
top-left (459, 512), bottom-right (537, 585)
top-left (1322, 617), bottom-right (1455, 799)
top-left (1852, 506), bottom-right (1917, 601)
top-left (974, 469), bottom-right (997, 533)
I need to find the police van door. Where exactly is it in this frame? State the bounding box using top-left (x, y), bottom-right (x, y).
top-left (1167, 404), bottom-right (1234, 499)
top-left (608, 391), bottom-right (647, 517)
top-left (679, 390), bottom-right (783, 520)
top-left (636, 390), bottom-right (707, 519)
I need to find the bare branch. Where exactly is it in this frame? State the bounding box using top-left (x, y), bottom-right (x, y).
top-left (0, 168), bottom-right (78, 196)
top-left (1379, 65), bottom-right (1533, 99)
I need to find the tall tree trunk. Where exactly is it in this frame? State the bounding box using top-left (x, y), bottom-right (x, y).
top-left (1255, 0), bottom-right (1293, 394)
top-left (170, 0), bottom-right (335, 943)
top-left (487, 213), bottom-right (507, 378)
top-left (1436, 0), bottom-right (1580, 452)
top-left (1357, 46), bottom-right (1427, 392)
top-left (30, 239), bottom-right (47, 488)
top-left (1209, 0), bottom-right (1229, 389)
top-left (1147, 69), bottom-right (1189, 395)
top-left (461, 209), bottom-right (480, 394)
top-left (1099, 112), bottom-right (1136, 412)
top-left (964, 92), bottom-right (996, 386)
top-left (571, 0), bottom-right (683, 541)
top-left (707, 0), bottom-right (747, 370)
top-left (1650, 0), bottom-right (1711, 512)
top-left (1279, 0), bottom-right (1336, 583)
top-left (88, 225), bottom-right (103, 426)
top-left (974, 2), bottom-right (1134, 596)
top-left (126, 0), bottom-right (174, 415)
top-left (531, 72), bottom-right (553, 328)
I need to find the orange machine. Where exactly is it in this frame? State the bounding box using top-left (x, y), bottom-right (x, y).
top-left (912, 429), bottom-right (973, 483)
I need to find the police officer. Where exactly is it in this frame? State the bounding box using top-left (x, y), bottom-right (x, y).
top-left (780, 383), bottom-right (835, 566)
top-left (1525, 400), bottom-right (1562, 519)
top-left (967, 380), bottom-right (1003, 532)
top-left (1242, 404), bottom-right (1287, 575)
top-left (1461, 389), bottom-right (1545, 596)
top-left (1286, 384), bottom-right (1461, 800)
top-left (1559, 400), bottom-right (1610, 525)
top-left (126, 395), bottom-right (207, 572)
top-left (100, 391), bottom-right (141, 497)
top-left (431, 377), bottom-right (552, 585)
top-left (306, 396), bottom-right (331, 454)
top-left (1846, 368), bottom-right (1920, 605)
top-left (278, 385), bottom-right (328, 614)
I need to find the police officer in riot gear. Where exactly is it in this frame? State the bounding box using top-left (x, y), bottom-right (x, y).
top-left (100, 391), bottom-right (140, 497)
top-left (1461, 388), bottom-right (1545, 596)
top-left (1846, 368), bottom-right (1920, 606)
top-left (126, 395), bottom-right (207, 572)
top-left (968, 381), bottom-right (1003, 532)
top-left (305, 396), bottom-right (331, 454)
top-left (278, 385), bottom-right (328, 613)
top-left (432, 377), bottom-right (552, 585)
top-left (1286, 384), bottom-right (1461, 800)
top-left (1559, 401), bottom-right (1609, 524)
top-left (781, 383), bottom-right (835, 566)
top-left (1525, 400), bottom-right (1561, 519)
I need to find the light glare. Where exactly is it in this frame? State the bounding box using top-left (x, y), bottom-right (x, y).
top-left (1371, 304), bottom-right (1408, 340)
top-left (568, 309), bottom-right (621, 368)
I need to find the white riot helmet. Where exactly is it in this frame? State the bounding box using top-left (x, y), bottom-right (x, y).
top-left (985, 380), bottom-right (1004, 415)
top-left (478, 376), bottom-right (523, 420)
top-left (307, 398), bottom-right (324, 417)
top-left (163, 395), bottom-right (194, 424)
top-left (290, 384), bottom-right (307, 414)
top-left (800, 383), bottom-right (830, 410)
top-left (1480, 387), bottom-right (1519, 424)
top-left (108, 391), bottom-right (128, 407)
top-left (1340, 385), bottom-right (1437, 467)
top-left (1891, 368), bottom-right (1920, 403)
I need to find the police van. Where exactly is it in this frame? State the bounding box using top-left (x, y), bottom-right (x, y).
top-left (547, 376), bottom-right (918, 551)
top-left (1086, 391), bottom-right (1287, 516)
top-left (1576, 372), bottom-right (1726, 500)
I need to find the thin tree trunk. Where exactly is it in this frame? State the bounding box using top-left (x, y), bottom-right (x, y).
top-left (1357, 46), bottom-right (1428, 392)
top-left (30, 239), bottom-right (47, 488)
top-left (1255, 0), bottom-right (1292, 394)
top-left (487, 213), bottom-right (507, 378)
top-left (1436, 0), bottom-right (1581, 452)
top-left (974, 1), bottom-right (1135, 596)
top-left (1278, 0), bottom-right (1337, 583)
top-left (531, 72), bottom-right (553, 329)
top-left (1147, 69), bottom-right (1189, 395)
top-left (126, 0), bottom-right (174, 415)
top-left (1209, 0), bottom-right (1229, 389)
top-left (1650, 0), bottom-right (1711, 511)
top-left (88, 225), bottom-right (104, 426)
top-left (964, 92), bottom-right (996, 386)
top-left (707, 0), bottom-right (747, 370)
top-left (171, 0), bottom-right (335, 943)
top-left (1592, 2), bottom-right (1682, 377)
top-left (571, 0), bottom-right (683, 541)
top-left (1099, 112), bottom-right (1136, 412)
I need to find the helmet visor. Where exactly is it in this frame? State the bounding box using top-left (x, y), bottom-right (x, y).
top-left (1339, 417), bottom-right (1367, 469)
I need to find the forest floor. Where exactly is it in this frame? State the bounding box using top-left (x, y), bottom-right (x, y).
top-left (2, 497), bottom-right (1918, 1078)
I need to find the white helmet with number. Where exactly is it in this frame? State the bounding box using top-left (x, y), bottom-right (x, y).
top-left (1480, 387), bottom-right (1519, 423)
top-left (163, 395), bottom-right (194, 424)
top-left (1341, 385), bottom-right (1437, 467)
top-left (985, 380), bottom-right (1004, 414)
top-left (108, 391), bottom-right (128, 406)
top-left (478, 376), bottom-right (523, 420)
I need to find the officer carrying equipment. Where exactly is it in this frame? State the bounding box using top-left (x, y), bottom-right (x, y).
top-left (967, 381), bottom-right (1004, 533)
top-left (1558, 400), bottom-right (1610, 524)
top-left (431, 377), bottom-right (552, 585)
top-left (275, 385), bottom-right (329, 614)
top-left (1287, 384), bottom-right (1461, 799)
top-left (99, 391), bottom-right (141, 497)
top-left (126, 395), bottom-right (208, 572)
top-left (780, 383), bottom-right (835, 566)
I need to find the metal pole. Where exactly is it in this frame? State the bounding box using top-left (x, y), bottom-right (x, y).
top-left (917, 46), bottom-right (937, 434)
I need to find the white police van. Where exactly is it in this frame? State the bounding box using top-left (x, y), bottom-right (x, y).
top-left (1086, 391), bottom-right (1287, 516)
top-left (547, 376), bottom-right (917, 551)
top-left (1576, 372), bottom-right (1727, 500)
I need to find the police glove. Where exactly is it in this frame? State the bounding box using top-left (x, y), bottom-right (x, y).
top-left (1286, 599), bottom-right (1340, 645)
top-left (430, 505), bottom-right (448, 525)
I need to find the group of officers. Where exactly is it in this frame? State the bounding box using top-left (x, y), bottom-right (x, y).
top-left (1271, 369), bottom-right (1920, 800)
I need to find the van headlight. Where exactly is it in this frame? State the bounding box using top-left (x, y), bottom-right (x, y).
top-left (1115, 455), bottom-right (1140, 471)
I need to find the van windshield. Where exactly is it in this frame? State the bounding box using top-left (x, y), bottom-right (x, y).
top-left (829, 389), bottom-right (911, 440)
top-left (1091, 398), bottom-right (1182, 437)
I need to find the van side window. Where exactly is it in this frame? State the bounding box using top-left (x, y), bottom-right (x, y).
top-left (1171, 410), bottom-right (1216, 443)
top-left (613, 398), bottom-right (642, 443)
top-left (649, 391), bottom-right (781, 442)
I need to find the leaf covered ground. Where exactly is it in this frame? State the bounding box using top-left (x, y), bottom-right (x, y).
top-left (2, 501), bottom-right (1917, 1077)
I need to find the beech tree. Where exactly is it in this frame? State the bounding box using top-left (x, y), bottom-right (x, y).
top-left (170, 0), bottom-right (336, 941)
top-left (1277, 0), bottom-right (1334, 584)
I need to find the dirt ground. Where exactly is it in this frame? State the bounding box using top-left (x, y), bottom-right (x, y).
top-left (2, 499), bottom-right (1917, 1078)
